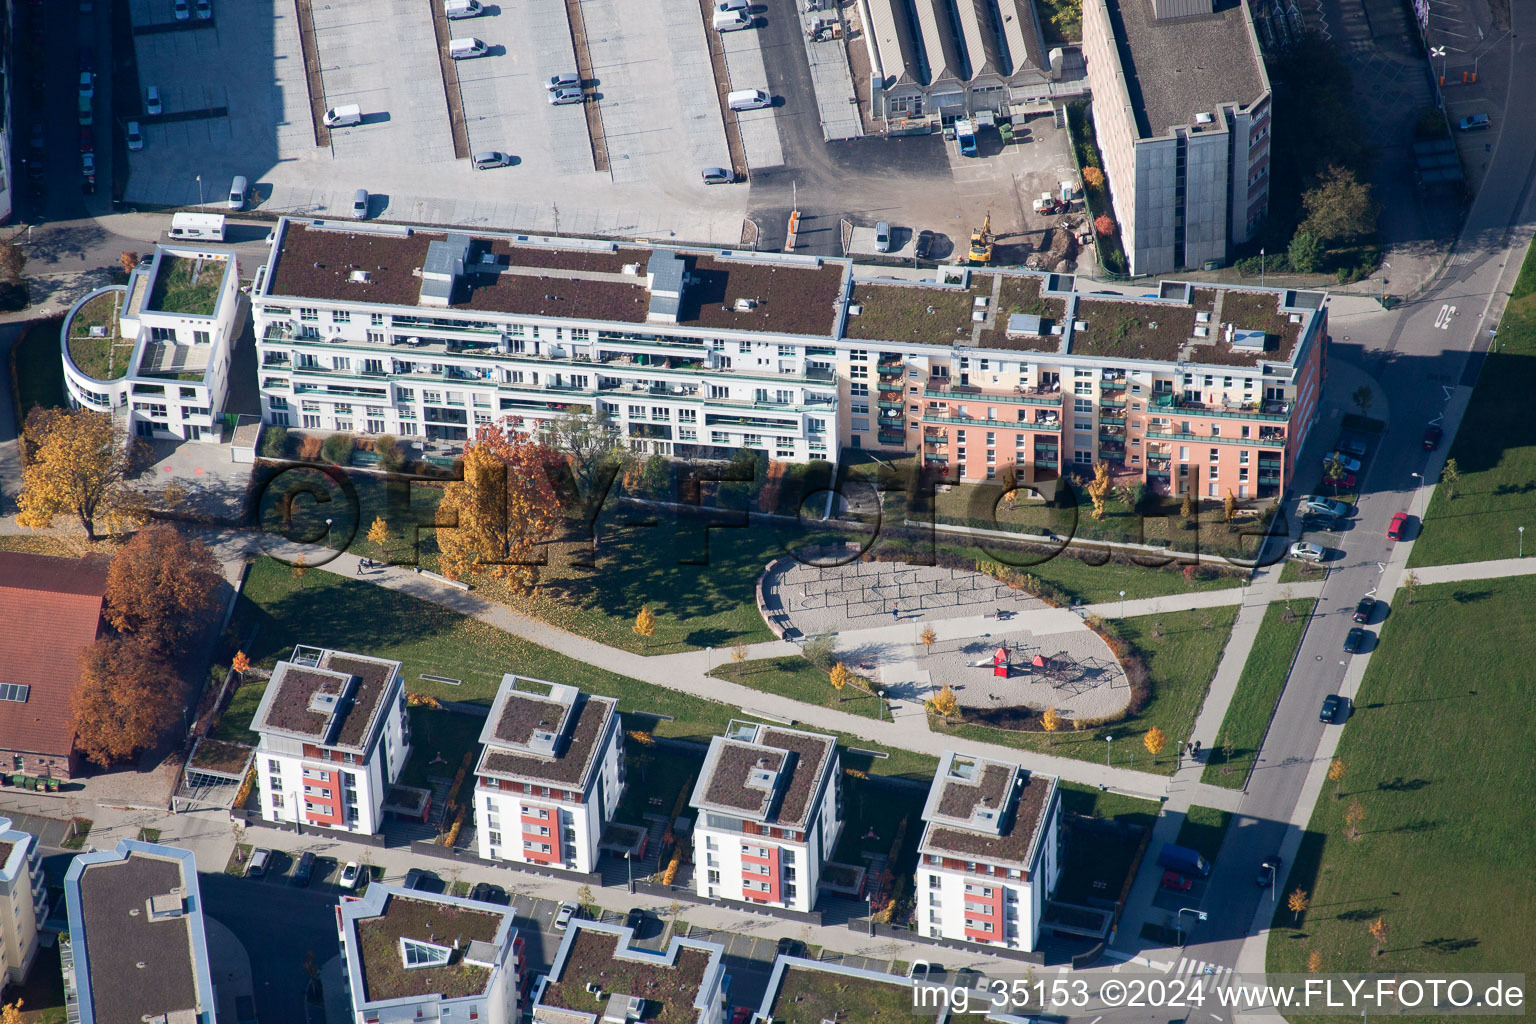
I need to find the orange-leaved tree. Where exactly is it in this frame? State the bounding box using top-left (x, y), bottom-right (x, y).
top-left (17, 408), bottom-right (145, 540)
top-left (105, 523), bottom-right (223, 656)
top-left (436, 425), bottom-right (561, 591)
top-left (70, 636), bottom-right (181, 767)
top-left (1143, 726), bottom-right (1166, 763)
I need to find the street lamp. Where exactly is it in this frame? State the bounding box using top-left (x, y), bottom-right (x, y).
top-left (1119, 589), bottom-right (1126, 617)
top-left (1410, 471), bottom-right (1422, 518)
top-left (1259, 248), bottom-right (1266, 286)
top-left (195, 174), bottom-right (203, 206)
top-left (1520, 526), bottom-right (1525, 558)
top-left (1265, 861), bottom-right (1278, 902)
top-left (1176, 907), bottom-right (1208, 947)
top-left (866, 893), bottom-right (875, 936)
top-left (1104, 734), bottom-right (1114, 767)
top-left (626, 850), bottom-right (635, 894)
top-left (705, 646), bottom-right (713, 672)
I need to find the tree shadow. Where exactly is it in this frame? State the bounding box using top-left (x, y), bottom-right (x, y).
top-left (1421, 936), bottom-right (1480, 955)
top-left (1335, 907), bottom-right (1384, 922)
top-left (1375, 776), bottom-right (1431, 792)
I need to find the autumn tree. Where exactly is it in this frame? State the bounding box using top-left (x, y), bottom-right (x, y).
top-left (1041, 707), bottom-right (1061, 743)
top-left (633, 606), bottom-right (656, 648)
top-left (71, 636), bottom-right (182, 767)
top-left (1344, 798), bottom-right (1366, 840)
top-left (1224, 490), bottom-right (1238, 523)
top-left (1307, 950), bottom-right (1324, 973)
top-left (919, 625), bottom-right (937, 652)
top-left (1324, 455), bottom-right (1348, 490)
top-left (0, 240), bottom-right (26, 282)
top-left (2, 999), bottom-right (24, 1024)
top-left (1368, 916), bottom-right (1389, 956)
top-left (1181, 489), bottom-right (1195, 519)
top-left (1287, 888), bottom-right (1310, 925)
top-left (292, 552), bottom-right (308, 588)
top-left (540, 408), bottom-right (628, 547)
top-left (1143, 726), bottom-right (1166, 763)
top-left (1329, 757), bottom-right (1347, 800)
top-left (16, 408), bottom-right (145, 540)
top-left (367, 515), bottom-right (390, 560)
top-left (1299, 165), bottom-right (1378, 245)
top-left (1087, 461), bottom-right (1111, 521)
top-left (829, 662), bottom-right (850, 700)
top-left (1439, 458), bottom-right (1460, 499)
top-left (119, 251), bottom-right (140, 275)
top-left (436, 426), bottom-right (560, 590)
top-left (1093, 214), bottom-right (1116, 237)
top-left (927, 684), bottom-right (959, 717)
top-left (1081, 166), bottom-right (1104, 190)
top-left (105, 523), bottom-right (223, 656)
top-left (232, 650), bottom-right (251, 675)
top-left (730, 643), bottom-right (748, 665)
top-left (1403, 570), bottom-right (1419, 605)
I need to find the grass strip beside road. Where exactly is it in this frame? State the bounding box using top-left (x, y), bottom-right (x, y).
top-left (1174, 804), bottom-right (1232, 863)
top-left (1201, 599), bottom-right (1317, 788)
top-left (1267, 575), bottom-right (1536, 984)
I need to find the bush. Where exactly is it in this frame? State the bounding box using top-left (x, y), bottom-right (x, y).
top-left (0, 280), bottom-right (29, 312)
top-left (374, 433), bottom-right (405, 473)
top-left (802, 631), bottom-right (837, 670)
top-left (321, 432), bottom-right (355, 465)
top-left (1287, 231), bottom-right (1325, 273)
top-left (259, 425), bottom-right (289, 459)
top-left (297, 436), bottom-right (324, 461)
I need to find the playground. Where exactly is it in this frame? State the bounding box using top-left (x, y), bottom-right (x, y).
top-left (762, 556), bottom-right (1132, 721)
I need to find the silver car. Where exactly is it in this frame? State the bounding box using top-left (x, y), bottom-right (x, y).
top-left (548, 87), bottom-right (584, 106)
top-left (544, 72), bottom-right (582, 91)
top-left (351, 189), bottom-right (369, 219)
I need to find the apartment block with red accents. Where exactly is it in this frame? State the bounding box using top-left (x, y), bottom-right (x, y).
top-left (473, 676), bottom-right (623, 874)
top-left (251, 646), bottom-right (411, 836)
top-left (690, 722), bottom-right (841, 915)
top-left (915, 751), bottom-right (1062, 952)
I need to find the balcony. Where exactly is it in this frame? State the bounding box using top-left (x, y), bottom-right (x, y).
top-left (878, 430), bottom-right (906, 445)
top-left (877, 378), bottom-right (904, 393)
top-left (1151, 393), bottom-right (1292, 421)
top-left (1099, 398), bottom-right (1126, 410)
top-left (923, 384), bottom-right (1062, 406)
top-left (877, 364), bottom-right (904, 379)
top-left (1100, 414), bottom-right (1126, 426)
top-left (1145, 430), bottom-right (1286, 448)
top-left (877, 398), bottom-right (905, 410)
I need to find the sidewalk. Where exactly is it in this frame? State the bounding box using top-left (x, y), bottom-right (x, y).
top-left (1404, 554), bottom-right (1536, 585)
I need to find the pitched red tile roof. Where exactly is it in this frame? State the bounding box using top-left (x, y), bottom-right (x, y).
top-left (0, 552), bottom-right (109, 760)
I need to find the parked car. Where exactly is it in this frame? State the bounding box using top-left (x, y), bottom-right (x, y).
top-left (1352, 597), bottom-right (1375, 624)
top-left (246, 848), bottom-right (271, 878)
top-left (1324, 452), bottom-right (1362, 473)
top-left (291, 851), bottom-right (316, 887)
top-left (146, 85), bottom-right (163, 116)
top-left (914, 229), bottom-right (936, 260)
top-left (79, 71), bottom-right (93, 101)
top-left (1289, 541), bottom-right (1325, 563)
top-left (1333, 472), bottom-right (1358, 490)
top-left (1387, 512), bottom-right (1409, 540)
top-left (1299, 495), bottom-right (1347, 518)
top-left (776, 936), bottom-right (802, 958)
top-left (195, 0), bottom-right (212, 17)
top-left (1343, 627), bottom-right (1366, 654)
top-left (716, 0), bottom-right (749, 9)
top-left (79, 127), bottom-right (94, 152)
top-left (81, 152), bottom-right (95, 178)
top-left (350, 188), bottom-right (369, 219)
top-left (126, 122), bottom-right (143, 151)
top-left (173, 0), bottom-right (190, 19)
top-left (548, 86), bottom-right (584, 105)
top-left (730, 1008), bottom-right (752, 1024)
top-left (1319, 694), bottom-right (1349, 724)
top-left (1422, 424), bottom-right (1444, 450)
top-left (29, 123), bottom-right (45, 150)
top-left (1457, 113), bottom-right (1490, 131)
top-left (554, 902), bottom-right (577, 930)
top-left (1257, 856), bottom-right (1283, 887)
top-left (1161, 871), bottom-right (1194, 892)
top-left (874, 221), bottom-right (892, 252)
top-left (544, 72), bottom-right (581, 90)
top-left (403, 867), bottom-right (428, 890)
top-left (472, 151), bottom-right (513, 169)
top-left (339, 861), bottom-right (362, 889)
top-left (1336, 438), bottom-right (1367, 457)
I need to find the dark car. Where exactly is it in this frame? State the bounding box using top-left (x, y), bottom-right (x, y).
top-left (625, 906), bottom-right (655, 936)
top-left (1161, 870), bottom-right (1194, 892)
top-left (469, 882), bottom-right (508, 905)
top-left (79, 45), bottom-right (94, 72)
top-left (291, 851), bottom-right (316, 887)
top-left (1343, 627), bottom-right (1366, 654)
top-left (915, 229), bottom-right (936, 260)
top-left (1257, 856), bottom-right (1283, 887)
top-left (1319, 694), bottom-right (1349, 723)
top-left (1352, 597), bottom-right (1375, 624)
top-left (403, 867), bottom-right (428, 890)
top-left (79, 127), bottom-right (94, 152)
top-left (1422, 424), bottom-right (1443, 450)
top-left (776, 936), bottom-right (802, 958)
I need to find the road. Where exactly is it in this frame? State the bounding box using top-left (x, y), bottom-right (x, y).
top-left (1154, 0), bottom-right (1536, 983)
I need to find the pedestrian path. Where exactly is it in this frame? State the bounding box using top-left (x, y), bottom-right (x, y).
top-left (1171, 955), bottom-right (1236, 988)
top-left (1405, 555), bottom-right (1536, 585)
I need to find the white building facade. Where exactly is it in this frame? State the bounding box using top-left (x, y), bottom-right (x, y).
top-left (916, 751), bottom-right (1062, 952)
top-left (250, 646), bottom-right (410, 836)
top-left (61, 246), bottom-right (241, 441)
top-left (473, 677), bottom-right (622, 874)
top-left (0, 818), bottom-right (46, 996)
top-left (690, 722), bottom-right (841, 915)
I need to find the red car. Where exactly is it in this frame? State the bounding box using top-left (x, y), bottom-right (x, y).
top-left (1161, 871), bottom-right (1194, 892)
top-left (730, 1008), bottom-right (753, 1024)
top-left (79, 127), bottom-right (94, 152)
top-left (1387, 512), bottom-right (1409, 541)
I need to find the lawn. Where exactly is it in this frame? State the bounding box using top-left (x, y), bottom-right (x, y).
top-left (147, 254), bottom-right (224, 315)
top-left (1201, 599), bottom-right (1316, 787)
top-left (1057, 782), bottom-right (1164, 830)
top-left (396, 706), bottom-right (487, 789)
top-left (933, 605), bottom-right (1239, 774)
top-left (209, 674), bottom-right (270, 745)
top-left (11, 315), bottom-right (68, 417)
top-left (65, 290), bottom-right (132, 381)
top-left (833, 777), bottom-right (926, 872)
top-left (1266, 574), bottom-right (1536, 982)
top-left (616, 739), bottom-right (703, 826)
top-left (1278, 558), bottom-right (1327, 584)
top-left (710, 656), bottom-right (886, 720)
top-left (1173, 805), bottom-right (1232, 863)
top-left (1409, 243), bottom-right (1536, 566)
top-left (229, 556), bottom-right (935, 780)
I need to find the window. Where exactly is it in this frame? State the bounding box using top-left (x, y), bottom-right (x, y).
top-left (299, 308), bottom-right (319, 321)
top-left (333, 311), bottom-right (351, 324)
top-left (850, 382), bottom-right (869, 397)
top-left (401, 938), bottom-right (453, 969)
top-left (488, 831), bottom-right (502, 846)
top-left (193, 330), bottom-right (211, 345)
top-left (302, 415), bottom-right (321, 429)
top-left (0, 684), bottom-right (30, 703)
top-left (371, 313), bottom-right (385, 326)
top-left (929, 874), bottom-right (941, 889)
top-left (708, 870), bottom-right (721, 884)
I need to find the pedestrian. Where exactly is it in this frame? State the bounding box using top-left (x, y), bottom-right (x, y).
top-left (355, 560), bottom-right (363, 575)
top-left (892, 602), bottom-right (899, 620)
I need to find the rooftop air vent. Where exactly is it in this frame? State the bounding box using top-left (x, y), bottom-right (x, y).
top-left (848, 303), bottom-right (863, 316)
top-left (734, 298), bottom-right (759, 312)
top-left (1195, 112), bottom-right (1215, 125)
top-left (1196, 311), bottom-right (1211, 323)
top-left (348, 270), bottom-right (372, 284)
top-left (1193, 326), bottom-right (1209, 338)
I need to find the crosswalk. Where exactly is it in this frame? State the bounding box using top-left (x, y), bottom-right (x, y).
top-left (1171, 957), bottom-right (1235, 988)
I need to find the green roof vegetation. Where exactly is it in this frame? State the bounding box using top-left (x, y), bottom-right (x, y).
top-left (147, 254), bottom-right (225, 315)
top-left (769, 965), bottom-right (915, 1024)
top-left (67, 291), bottom-right (132, 381)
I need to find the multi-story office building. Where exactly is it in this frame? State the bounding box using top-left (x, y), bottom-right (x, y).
top-left (0, 818), bottom-right (46, 998)
top-left (250, 221), bottom-right (1326, 500)
top-left (336, 884), bottom-right (523, 1024)
top-left (61, 840), bottom-right (219, 1024)
top-left (249, 645), bottom-right (410, 835)
top-left (690, 722), bottom-right (841, 915)
top-left (915, 751), bottom-right (1061, 951)
top-left (531, 920), bottom-right (728, 1024)
top-left (1081, 0), bottom-right (1272, 275)
top-left (60, 246), bottom-right (242, 440)
top-left (472, 676), bottom-right (623, 873)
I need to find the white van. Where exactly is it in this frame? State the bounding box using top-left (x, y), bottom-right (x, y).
top-left (712, 9), bottom-right (750, 30)
top-left (449, 37), bottom-right (488, 59)
top-left (444, 0), bottom-right (482, 17)
top-left (168, 212), bottom-right (226, 241)
top-left (227, 175), bottom-right (247, 210)
top-left (727, 89), bottom-right (770, 111)
top-left (323, 103), bottom-right (362, 128)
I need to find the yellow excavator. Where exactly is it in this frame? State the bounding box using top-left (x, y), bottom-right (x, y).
top-left (968, 212), bottom-right (994, 264)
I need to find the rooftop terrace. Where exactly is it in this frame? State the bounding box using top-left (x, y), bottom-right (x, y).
top-left (146, 254), bottom-right (225, 316)
top-left (1099, 0), bottom-right (1267, 139)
